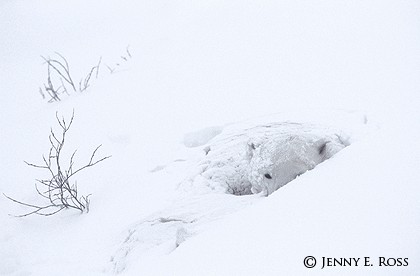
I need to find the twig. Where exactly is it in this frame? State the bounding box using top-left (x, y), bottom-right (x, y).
top-left (4, 111), bottom-right (110, 217)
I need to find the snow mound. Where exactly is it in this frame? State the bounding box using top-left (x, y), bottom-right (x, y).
top-left (110, 113), bottom-right (366, 274)
top-left (183, 126), bottom-right (224, 148)
top-left (183, 121), bottom-right (350, 196)
top-left (109, 193), bottom-right (260, 274)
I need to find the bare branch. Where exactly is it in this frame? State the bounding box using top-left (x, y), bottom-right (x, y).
top-left (95, 57), bottom-right (102, 79)
top-left (106, 64), bottom-right (116, 74)
top-left (66, 145), bottom-right (111, 179)
top-left (5, 112), bottom-right (110, 217)
top-left (41, 55), bottom-right (75, 91)
top-left (24, 160), bottom-right (49, 169)
top-left (39, 53), bottom-right (103, 102)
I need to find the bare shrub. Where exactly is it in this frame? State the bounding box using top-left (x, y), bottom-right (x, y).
top-left (39, 46), bottom-right (132, 102)
top-left (106, 45), bottom-right (132, 74)
top-left (39, 53), bottom-right (101, 103)
top-left (3, 111), bottom-right (111, 217)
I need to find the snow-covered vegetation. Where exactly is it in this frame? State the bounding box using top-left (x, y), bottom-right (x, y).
top-left (1, 1), bottom-right (419, 275)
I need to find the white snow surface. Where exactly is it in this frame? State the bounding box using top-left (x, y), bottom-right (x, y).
top-left (1, 1), bottom-right (420, 275)
top-left (180, 120), bottom-right (349, 196)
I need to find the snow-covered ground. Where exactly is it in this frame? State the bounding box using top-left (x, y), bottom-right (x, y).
top-left (1, 1), bottom-right (419, 275)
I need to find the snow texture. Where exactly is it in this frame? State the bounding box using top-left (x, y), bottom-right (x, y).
top-left (184, 121), bottom-right (349, 196)
top-left (1, 1), bottom-right (420, 275)
top-left (108, 193), bottom-right (259, 274)
top-left (109, 118), bottom-right (354, 274)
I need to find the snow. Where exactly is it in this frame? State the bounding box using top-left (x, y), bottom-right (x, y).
top-left (163, 127), bottom-right (420, 276)
top-left (183, 126), bottom-right (223, 148)
top-left (181, 120), bottom-right (351, 196)
top-left (1, 0), bottom-right (420, 275)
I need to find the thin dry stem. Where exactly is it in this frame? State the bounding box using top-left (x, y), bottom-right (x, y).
top-left (4, 111), bottom-right (110, 217)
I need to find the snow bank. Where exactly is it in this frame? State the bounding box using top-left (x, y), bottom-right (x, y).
top-left (108, 111), bottom-right (367, 274)
top-left (191, 121), bottom-right (349, 195)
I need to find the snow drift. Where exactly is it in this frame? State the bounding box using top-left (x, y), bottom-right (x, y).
top-left (187, 121), bottom-right (349, 196)
top-left (109, 113), bottom-right (365, 274)
top-left (1, 0), bottom-right (419, 275)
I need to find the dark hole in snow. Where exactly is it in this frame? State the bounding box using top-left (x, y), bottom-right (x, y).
top-left (264, 173), bottom-right (272, 179)
top-left (318, 143), bottom-right (327, 155)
